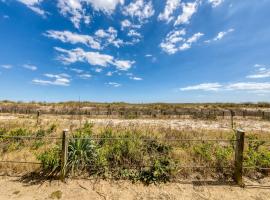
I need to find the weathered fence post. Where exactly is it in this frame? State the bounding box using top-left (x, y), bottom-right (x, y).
top-left (60, 129), bottom-right (69, 181)
top-left (234, 129), bottom-right (245, 187)
top-left (230, 110), bottom-right (234, 129)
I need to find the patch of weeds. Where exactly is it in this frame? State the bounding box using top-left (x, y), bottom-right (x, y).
top-left (193, 142), bottom-right (214, 163)
top-left (139, 157), bottom-right (175, 185)
top-left (244, 135), bottom-right (270, 175)
top-left (50, 190), bottom-right (62, 199)
top-left (37, 146), bottom-right (60, 174)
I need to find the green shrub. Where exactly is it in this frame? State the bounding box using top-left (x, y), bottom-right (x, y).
top-left (67, 137), bottom-right (97, 175)
top-left (37, 146), bottom-right (60, 173)
top-left (193, 142), bottom-right (214, 162)
top-left (244, 135), bottom-right (270, 172)
top-left (139, 157), bottom-right (174, 185)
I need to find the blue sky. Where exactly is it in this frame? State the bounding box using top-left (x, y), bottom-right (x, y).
top-left (1, 0), bottom-right (270, 103)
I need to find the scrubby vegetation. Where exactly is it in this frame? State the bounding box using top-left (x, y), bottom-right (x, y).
top-left (0, 119), bottom-right (269, 184)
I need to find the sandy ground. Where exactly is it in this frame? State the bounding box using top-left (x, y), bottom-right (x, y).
top-left (1, 113), bottom-right (270, 132)
top-left (0, 177), bottom-right (269, 200)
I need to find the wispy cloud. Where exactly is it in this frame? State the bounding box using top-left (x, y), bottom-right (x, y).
top-left (208, 0), bottom-right (224, 8)
top-left (32, 73), bottom-right (70, 86)
top-left (17, 0), bottom-right (47, 17)
top-left (205, 28), bottom-right (234, 43)
top-left (23, 64), bottom-right (37, 71)
top-left (180, 83), bottom-right (222, 91)
top-left (129, 76), bottom-right (143, 81)
top-left (44, 30), bottom-right (101, 50)
top-left (180, 81), bottom-right (270, 93)
top-left (246, 65), bottom-right (270, 79)
top-left (106, 82), bottom-right (122, 87)
top-left (1, 64), bottom-right (13, 69)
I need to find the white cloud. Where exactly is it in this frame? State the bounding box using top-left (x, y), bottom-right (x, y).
top-left (180, 83), bottom-right (222, 91)
top-left (85, 0), bottom-right (124, 13)
top-left (1, 64), bottom-right (12, 69)
top-left (121, 19), bottom-right (142, 30)
top-left (208, 0), bottom-right (223, 8)
top-left (160, 29), bottom-right (203, 54)
top-left (213, 28), bottom-right (234, 41)
top-left (145, 54), bottom-right (152, 57)
top-left (95, 27), bottom-right (124, 48)
top-left (57, 0), bottom-right (124, 28)
top-left (174, 1), bottom-right (199, 26)
top-left (95, 68), bottom-right (103, 73)
top-left (158, 0), bottom-right (181, 23)
top-left (113, 60), bottom-right (135, 71)
top-left (57, 0), bottom-right (90, 29)
top-left (205, 28), bottom-right (234, 43)
top-left (226, 82), bottom-right (270, 91)
top-left (23, 64), bottom-right (37, 71)
top-left (180, 81), bottom-right (270, 93)
top-left (32, 73), bottom-right (70, 86)
top-left (17, 0), bottom-right (47, 16)
top-left (122, 0), bottom-right (155, 23)
top-left (107, 82), bottom-right (121, 87)
top-left (78, 73), bottom-right (91, 79)
top-left (106, 71), bottom-right (113, 76)
top-left (247, 67), bottom-right (270, 79)
top-left (254, 64), bottom-right (265, 68)
top-left (127, 29), bottom-right (142, 38)
top-left (70, 68), bottom-right (84, 73)
top-left (54, 47), bottom-right (135, 71)
top-left (44, 30), bottom-right (101, 50)
top-left (130, 76), bottom-right (143, 81)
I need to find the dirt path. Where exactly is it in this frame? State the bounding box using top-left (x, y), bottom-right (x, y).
top-left (0, 177), bottom-right (269, 200)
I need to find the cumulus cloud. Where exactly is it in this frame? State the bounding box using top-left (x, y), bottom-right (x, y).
top-left (44, 30), bottom-right (101, 50)
top-left (86, 0), bottom-right (124, 13)
top-left (23, 64), bottom-right (37, 71)
top-left (208, 0), bottom-right (224, 8)
top-left (57, 0), bottom-right (124, 28)
top-left (158, 0), bottom-right (181, 23)
top-left (57, 0), bottom-right (90, 29)
top-left (54, 47), bottom-right (135, 71)
top-left (174, 1), bottom-right (199, 26)
top-left (180, 83), bottom-right (222, 91)
top-left (95, 27), bottom-right (124, 48)
top-left (32, 73), bottom-right (70, 86)
top-left (122, 0), bottom-right (155, 24)
top-left (160, 29), bottom-right (203, 54)
top-left (17, 0), bottom-right (47, 16)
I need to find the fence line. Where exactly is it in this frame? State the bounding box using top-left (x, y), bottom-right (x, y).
top-left (1, 129), bottom-right (270, 187)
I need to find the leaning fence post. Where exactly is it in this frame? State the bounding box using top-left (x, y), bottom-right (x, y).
top-left (234, 129), bottom-right (245, 186)
top-left (60, 129), bottom-right (69, 181)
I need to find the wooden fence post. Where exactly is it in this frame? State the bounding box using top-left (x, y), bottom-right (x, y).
top-left (230, 110), bottom-right (234, 129)
top-left (234, 129), bottom-right (245, 186)
top-left (60, 129), bottom-right (69, 181)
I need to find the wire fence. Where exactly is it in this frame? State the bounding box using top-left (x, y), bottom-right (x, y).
top-left (0, 129), bottom-right (269, 186)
